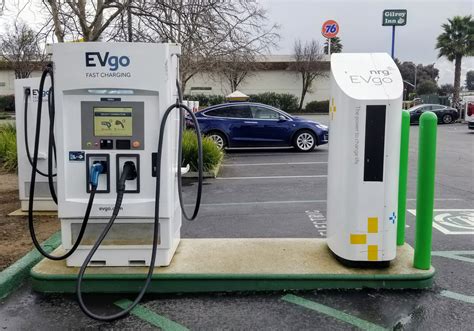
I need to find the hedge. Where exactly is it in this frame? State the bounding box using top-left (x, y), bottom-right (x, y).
top-left (184, 92), bottom-right (332, 114)
top-left (0, 123), bottom-right (17, 172)
top-left (303, 100), bottom-right (329, 113)
top-left (0, 95), bottom-right (15, 112)
top-left (248, 92), bottom-right (299, 113)
top-left (182, 130), bottom-right (223, 172)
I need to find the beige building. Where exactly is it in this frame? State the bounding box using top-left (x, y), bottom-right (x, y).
top-left (184, 55), bottom-right (331, 106)
top-left (1, 56), bottom-right (331, 105)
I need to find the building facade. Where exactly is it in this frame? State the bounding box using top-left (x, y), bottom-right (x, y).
top-left (184, 55), bottom-right (331, 106)
top-left (1, 56), bottom-right (331, 107)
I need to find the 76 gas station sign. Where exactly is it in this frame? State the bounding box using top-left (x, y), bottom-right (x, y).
top-left (321, 20), bottom-right (339, 39)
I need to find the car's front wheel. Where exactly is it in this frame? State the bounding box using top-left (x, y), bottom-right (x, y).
top-left (442, 114), bottom-right (453, 124)
top-left (208, 131), bottom-right (227, 150)
top-left (293, 130), bottom-right (316, 152)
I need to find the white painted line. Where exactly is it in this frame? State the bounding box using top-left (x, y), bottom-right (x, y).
top-left (192, 200), bottom-right (327, 207)
top-left (223, 162), bottom-right (328, 167)
top-left (407, 209), bottom-right (474, 235)
top-left (432, 251), bottom-right (474, 264)
top-left (440, 290), bottom-right (474, 304)
top-left (217, 175), bottom-right (328, 180)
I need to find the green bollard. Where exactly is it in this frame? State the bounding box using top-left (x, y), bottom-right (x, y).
top-left (413, 111), bottom-right (437, 270)
top-left (397, 110), bottom-right (410, 246)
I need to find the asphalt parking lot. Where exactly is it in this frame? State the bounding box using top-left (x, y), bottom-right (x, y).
top-left (1, 115), bottom-right (473, 330)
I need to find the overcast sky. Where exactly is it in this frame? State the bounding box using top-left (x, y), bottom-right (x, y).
top-left (261, 0), bottom-right (473, 85)
top-left (1, 0), bottom-right (472, 85)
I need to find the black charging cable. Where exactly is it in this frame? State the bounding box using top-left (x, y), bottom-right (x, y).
top-left (176, 81), bottom-right (203, 220)
top-left (77, 161), bottom-right (142, 321)
top-left (76, 100), bottom-right (203, 321)
top-left (28, 67), bottom-right (102, 260)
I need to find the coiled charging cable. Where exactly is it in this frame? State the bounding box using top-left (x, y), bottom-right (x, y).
top-left (76, 102), bottom-right (203, 321)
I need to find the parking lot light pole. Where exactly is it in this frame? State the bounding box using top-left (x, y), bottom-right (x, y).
top-left (397, 110), bottom-right (410, 246)
top-left (413, 111), bottom-right (437, 270)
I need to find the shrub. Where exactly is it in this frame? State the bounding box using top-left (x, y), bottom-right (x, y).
top-left (181, 130), bottom-right (223, 172)
top-left (0, 123), bottom-right (17, 172)
top-left (0, 95), bottom-right (15, 112)
top-left (248, 92), bottom-right (299, 113)
top-left (304, 100), bottom-right (329, 113)
top-left (183, 94), bottom-right (226, 108)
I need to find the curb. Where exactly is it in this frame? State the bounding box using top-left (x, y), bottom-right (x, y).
top-left (182, 160), bottom-right (222, 179)
top-left (0, 231), bottom-right (61, 300)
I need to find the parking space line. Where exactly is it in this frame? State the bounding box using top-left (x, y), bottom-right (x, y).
top-left (114, 299), bottom-right (189, 331)
top-left (223, 162), bottom-right (328, 166)
top-left (192, 200), bottom-right (327, 207)
top-left (217, 175), bottom-right (328, 180)
top-left (432, 251), bottom-right (474, 264)
top-left (440, 290), bottom-right (474, 304)
top-left (281, 294), bottom-right (386, 331)
top-left (188, 198), bottom-right (465, 207)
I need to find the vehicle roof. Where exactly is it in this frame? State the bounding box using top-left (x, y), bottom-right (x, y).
top-left (199, 102), bottom-right (281, 112)
top-left (409, 104), bottom-right (448, 109)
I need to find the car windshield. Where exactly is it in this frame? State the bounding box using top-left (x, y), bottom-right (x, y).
top-left (408, 106), bottom-right (422, 112)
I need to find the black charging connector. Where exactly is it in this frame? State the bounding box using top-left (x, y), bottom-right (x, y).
top-left (123, 161), bottom-right (137, 181)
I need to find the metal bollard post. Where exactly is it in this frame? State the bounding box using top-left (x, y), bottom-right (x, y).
top-left (397, 110), bottom-right (410, 246)
top-left (413, 111), bottom-right (437, 270)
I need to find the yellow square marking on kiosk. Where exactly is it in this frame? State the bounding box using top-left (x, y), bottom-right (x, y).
top-left (368, 245), bottom-right (378, 261)
top-left (350, 234), bottom-right (366, 244)
top-left (368, 217), bottom-right (378, 233)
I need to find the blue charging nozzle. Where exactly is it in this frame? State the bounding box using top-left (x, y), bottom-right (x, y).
top-left (89, 163), bottom-right (104, 187)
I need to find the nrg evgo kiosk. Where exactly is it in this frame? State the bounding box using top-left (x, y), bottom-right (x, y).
top-left (327, 53), bottom-right (403, 267)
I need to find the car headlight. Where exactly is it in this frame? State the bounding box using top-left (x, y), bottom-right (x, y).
top-left (315, 124), bottom-right (328, 130)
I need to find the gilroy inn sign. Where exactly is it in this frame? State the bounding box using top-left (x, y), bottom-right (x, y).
top-left (382, 9), bottom-right (407, 26)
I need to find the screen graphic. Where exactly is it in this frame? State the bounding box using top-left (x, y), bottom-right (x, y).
top-left (94, 107), bottom-right (133, 137)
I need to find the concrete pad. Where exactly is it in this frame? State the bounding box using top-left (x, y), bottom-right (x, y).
top-left (8, 209), bottom-right (58, 217)
top-left (31, 238), bottom-right (435, 293)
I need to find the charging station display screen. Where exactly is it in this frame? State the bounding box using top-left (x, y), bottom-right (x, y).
top-left (93, 107), bottom-right (133, 137)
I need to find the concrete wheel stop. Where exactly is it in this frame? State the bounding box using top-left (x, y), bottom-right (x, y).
top-left (30, 238), bottom-right (434, 294)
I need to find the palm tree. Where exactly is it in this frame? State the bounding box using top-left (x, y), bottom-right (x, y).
top-left (436, 15), bottom-right (473, 111)
top-left (324, 37), bottom-right (342, 54)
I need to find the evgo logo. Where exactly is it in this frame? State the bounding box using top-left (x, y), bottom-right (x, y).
top-left (85, 52), bottom-right (130, 71)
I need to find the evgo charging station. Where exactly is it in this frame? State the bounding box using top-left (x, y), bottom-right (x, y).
top-left (17, 43), bottom-right (438, 322)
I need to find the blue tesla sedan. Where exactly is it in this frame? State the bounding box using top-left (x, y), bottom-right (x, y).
top-left (187, 102), bottom-right (328, 152)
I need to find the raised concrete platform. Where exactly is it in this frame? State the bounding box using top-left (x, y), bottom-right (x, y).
top-left (31, 239), bottom-right (435, 293)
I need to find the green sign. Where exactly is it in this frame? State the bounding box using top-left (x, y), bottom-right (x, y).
top-left (382, 9), bottom-right (407, 26)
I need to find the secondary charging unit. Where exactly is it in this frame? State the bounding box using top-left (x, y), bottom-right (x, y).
top-left (14, 78), bottom-right (57, 211)
top-left (327, 53), bottom-right (403, 266)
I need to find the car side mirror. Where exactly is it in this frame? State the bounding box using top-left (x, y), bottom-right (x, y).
top-left (278, 115), bottom-right (287, 121)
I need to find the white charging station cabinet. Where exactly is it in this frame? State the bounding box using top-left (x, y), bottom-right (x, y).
top-left (53, 42), bottom-right (181, 267)
top-left (326, 53), bottom-right (403, 265)
top-left (14, 78), bottom-right (57, 211)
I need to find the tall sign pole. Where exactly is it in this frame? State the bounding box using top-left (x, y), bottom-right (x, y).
top-left (322, 20), bottom-right (339, 56)
top-left (383, 9), bottom-right (407, 59)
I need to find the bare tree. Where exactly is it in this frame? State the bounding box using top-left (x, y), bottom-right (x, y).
top-left (217, 51), bottom-right (261, 92)
top-left (0, 21), bottom-right (45, 78)
top-left (107, 0), bottom-right (279, 91)
top-left (292, 40), bottom-right (326, 110)
top-left (30, 1), bottom-right (278, 91)
top-left (41, 0), bottom-right (132, 42)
